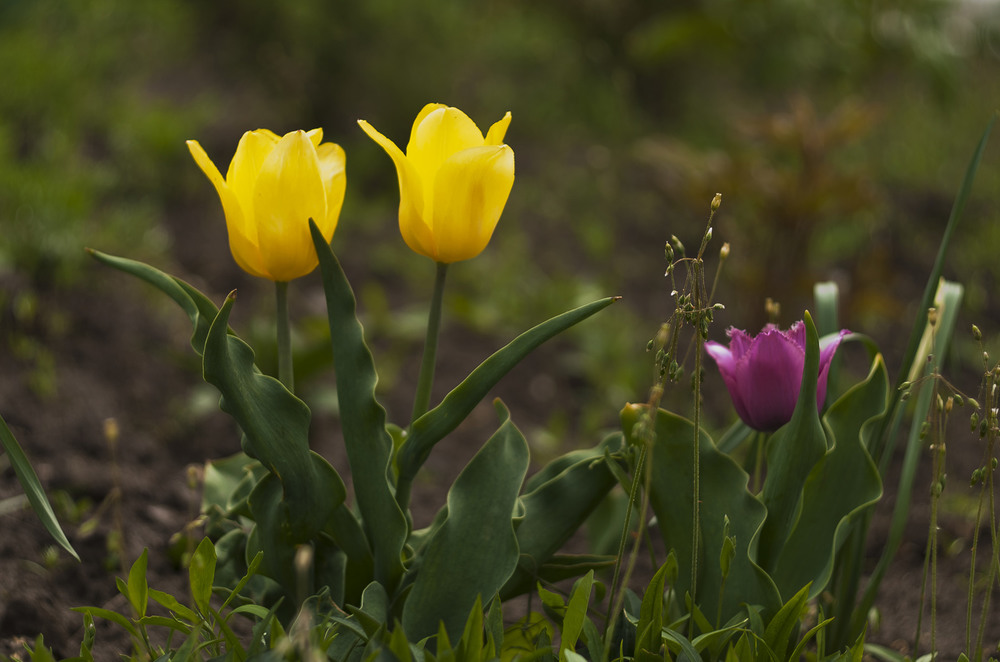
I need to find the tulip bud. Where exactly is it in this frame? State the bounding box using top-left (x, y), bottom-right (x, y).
top-left (704, 322), bottom-right (850, 432)
top-left (359, 104), bottom-right (514, 263)
top-left (187, 129), bottom-right (346, 281)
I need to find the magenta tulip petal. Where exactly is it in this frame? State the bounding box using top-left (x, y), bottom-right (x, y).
top-left (706, 322), bottom-right (849, 432)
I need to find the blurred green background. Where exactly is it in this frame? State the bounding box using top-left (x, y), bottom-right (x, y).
top-left (3, 0), bottom-right (1000, 440)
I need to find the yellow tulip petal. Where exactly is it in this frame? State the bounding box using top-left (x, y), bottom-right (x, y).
top-left (186, 139), bottom-right (269, 278)
top-left (227, 130), bottom-right (279, 216)
top-left (407, 108), bottom-right (485, 198)
top-left (315, 142), bottom-right (346, 241)
top-left (484, 112), bottom-right (512, 146)
top-left (358, 119), bottom-right (436, 259)
top-left (306, 128), bottom-right (323, 147)
top-left (253, 131), bottom-right (327, 281)
top-left (408, 103), bottom-right (448, 146)
top-left (430, 144), bottom-right (514, 263)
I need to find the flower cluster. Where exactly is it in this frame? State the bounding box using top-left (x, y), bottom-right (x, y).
top-left (187, 104), bottom-right (515, 281)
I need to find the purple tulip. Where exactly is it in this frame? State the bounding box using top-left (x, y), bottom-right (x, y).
top-left (705, 322), bottom-right (850, 432)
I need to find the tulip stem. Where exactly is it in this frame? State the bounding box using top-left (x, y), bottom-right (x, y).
top-left (276, 281), bottom-right (294, 393)
top-left (411, 262), bottom-right (448, 426)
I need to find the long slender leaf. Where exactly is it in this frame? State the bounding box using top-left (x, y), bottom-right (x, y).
top-left (310, 220), bottom-right (407, 592)
top-left (871, 114), bottom-right (995, 467)
top-left (203, 293), bottom-right (345, 541)
top-left (0, 413), bottom-right (78, 560)
top-left (401, 400), bottom-right (530, 641)
top-left (501, 436), bottom-right (620, 598)
top-left (757, 312), bottom-right (827, 573)
top-left (561, 571), bottom-right (595, 658)
top-left (399, 296), bottom-right (620, 484)
top-left (87, 249), bottom-right (224, 355)
top-left (850, 280), bottom-right (963, 639)
top-left (771, 354), bottom-right (888, 598)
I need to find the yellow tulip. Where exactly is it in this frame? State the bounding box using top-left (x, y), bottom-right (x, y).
top-left (358, 104), bottom-right (514, 263)
top-left (186, 128), bottom-right (346, 282)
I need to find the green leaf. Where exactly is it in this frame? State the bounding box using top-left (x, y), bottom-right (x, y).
top-left (349, 581), bottom-right (391, 639)
top-left (485, 596), bottom-right (504, 659)
top-left (561, 573), bottom-right (594, 660)
top-left (786, 615), bottom-right (834, 662)
top-left (310, 220), bottom-right (407, 591)
top-left (28, 635), bottom-right (57, 662)
top-left (402, 400), bottom-right (530, 642)
top-left (126, 549), bottom-right (149, 618)
top-left (219, 550), bottom-right (263, 612)
top-left (636, 562), bottom-right (668, 657)
top-left (87, 250), bottom-right (224, 355)
top-left (202, 452), bottom-right (264, 515)
top-left (762, 583), bottom-right (810, 660)
top-left (189, 537), bottom-right (217, 617)
top-left (71, 606), bottom-right (140, 639)
top-left (203, 293), bottom-right (346, 541)
top-left (246, 473), bottom-right (298, 603)
top-left (399, 296), bottom-right (620, 484)
top-left (458, 594), bottom-right (485, 662)
top-left (389, 622), bottom-right (415, 662)
top-left (771, 354), bottom-right (888, 598)
top-left (148, 588), bottom-right (199, 624)
top-left (850, 279), bottom-right (964, 640)
top-left (661, 627), bottom-right (703, 662)
top-left (501, 436), bottom-right (620, 598)
top-left (326, 504), bottom-right (375, 606)
top-left (624, 405), bottom-right (780, 625)
top-left (757, 311), bottom-right (829, 573)
top-left (135, 615), bottom-right (194, 634)
top-left (501, 612), bottom-right (554, 662)
top-left (0, 413), bottom-right (78, 560)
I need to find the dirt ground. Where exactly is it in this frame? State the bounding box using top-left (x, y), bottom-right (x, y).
top-left (0, 222), bottom-right (998, 660)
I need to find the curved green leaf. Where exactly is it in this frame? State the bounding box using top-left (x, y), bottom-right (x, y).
top-left (310, 220), bottom-right (407, 591)
top-left (624, 405), bottom-right (780, 624)
top-left (501, 435), bottom-right (620, 598)
top-left (189, 537), bottom-right (216, 617)
top-left (402, 400), bottom-right (530, 641)
top-left (772, 354), bottom-right (888, 598)
top-left (204, 293), bottom-right (345, 540)
top-left (399, 296), bottom-right (620, 484)
top-left (757, 311), bottom-right (828, 573)
top-left (87, 249), bottom-right (223, 355)
top-left (0, 413), bottom-right (78, 560)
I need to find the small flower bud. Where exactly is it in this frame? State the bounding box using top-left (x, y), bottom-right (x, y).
top-left (705, 226), bottom-right (713, 242)
top-left (103, 418), bottom-right (120, 445)
top-left (765, 298), bottom-right (781, 322)
top-left (720, 242), bottom-right (730, 260)
top-left (972, 324), bottom-right (982, 341)
top-left (945, 396), bottom-right (954, 413)
top-left (670, 235), bottom-right (685, 254)
top-left (711, 193), bottom-right (722, 211)
top-left (927, 307), bottom-right (938, 327)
